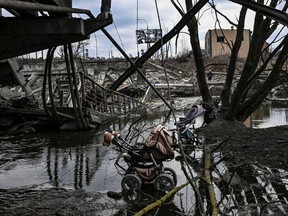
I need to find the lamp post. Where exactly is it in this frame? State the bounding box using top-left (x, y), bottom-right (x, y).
top-left (137, 18), bottom-right (150, 51)
top-left (109, 45), bottom-right (113, 59)
top-left (137, 18), bottom-right (148, 30)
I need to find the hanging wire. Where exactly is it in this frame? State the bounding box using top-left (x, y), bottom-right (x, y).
top-left (47, 47), bottom-right (60, 124)
top-left (63, 44), bottom-right (81, 129)
top-left (113, 21), bottom-right (126, 52)
top-left (136, 0), bottom-right (139, 57)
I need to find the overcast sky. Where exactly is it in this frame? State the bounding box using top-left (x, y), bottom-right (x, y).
top-left (72, 0), bottom-right (262, 58)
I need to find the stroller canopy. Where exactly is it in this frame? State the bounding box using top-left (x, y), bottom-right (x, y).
top-left (185, 105), bottom-right (205, 121)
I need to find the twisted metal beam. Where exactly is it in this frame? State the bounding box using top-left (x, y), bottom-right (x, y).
top-left (0, 0), bottom-right (93, 17)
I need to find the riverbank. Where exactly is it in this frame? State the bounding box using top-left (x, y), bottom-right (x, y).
top-left (199, 118), bottom-right (288, 170)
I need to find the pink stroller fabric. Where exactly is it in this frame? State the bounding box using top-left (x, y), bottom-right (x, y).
top-left (144, 124), bottom-right (174, 160)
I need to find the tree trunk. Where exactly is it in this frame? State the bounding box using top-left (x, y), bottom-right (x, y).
top-left (220, 7), bottom-right (247, 114)
top-left (224, 0), bottom-right (268, 120)
top-left (185, 0), bottom-right (214, 106)
top-left (236, 35), bottom-right (288, 121)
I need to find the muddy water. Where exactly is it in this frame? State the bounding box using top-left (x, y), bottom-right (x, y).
top-left (0, 110), bottom-right (199, 214)
top-left (0, 130), bottom-right (118, 191)
top-left (246, 100), bottom-right (288, 128)
top-left (1, 102), bottom-right (288, 215)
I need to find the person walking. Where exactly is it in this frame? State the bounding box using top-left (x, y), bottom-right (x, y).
top-left (207, 70), bottom-right (213, 81)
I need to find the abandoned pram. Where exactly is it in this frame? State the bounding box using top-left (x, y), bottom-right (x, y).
top-left (103, 124), bottom-right (177, 191)
top-left (175, 103), bottom-right (214, 145)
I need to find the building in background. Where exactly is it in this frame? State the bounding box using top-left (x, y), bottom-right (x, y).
top-left (205, 27), bottom-right (251, 59)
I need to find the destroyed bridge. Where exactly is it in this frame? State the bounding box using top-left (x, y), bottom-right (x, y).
top-left (0, 0), bottom-right (207, 132)
top-left (0, 0), bottom-right (145, 131)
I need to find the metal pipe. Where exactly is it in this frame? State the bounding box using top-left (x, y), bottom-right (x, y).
top-left (68, 43), bottom-right (88, 130)
top-left (64, 44), bottom-right (81, 129)
top-left (47, 47), bottom-right (60, 124)
top-left (42, 48), bottom-right (55, 120)
top-left (0, 0), bottom-right (93, 17)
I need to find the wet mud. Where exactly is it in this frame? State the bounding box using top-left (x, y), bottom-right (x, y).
top-left (0, 186), bottom-right (126, 216)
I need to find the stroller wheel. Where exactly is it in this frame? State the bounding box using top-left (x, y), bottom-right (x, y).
top-left (121, 174), bottom-right (142, 191)
top-left (164, 167), bottom-right (177, 186)
top-left (153, 173), bottom-right (174, 192)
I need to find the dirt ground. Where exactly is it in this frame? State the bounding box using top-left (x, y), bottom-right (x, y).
top-left (199, 119), bottom-right (288, 170)
top-left (0, 187), bottom-right (126, 216)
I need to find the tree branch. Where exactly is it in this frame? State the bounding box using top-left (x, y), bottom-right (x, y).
top-left (135, 182), bottom-right (189, 216)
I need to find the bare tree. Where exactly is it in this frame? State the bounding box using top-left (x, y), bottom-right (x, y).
top-left (223, 0), bottom-right (288, 121)
top-left (57, 39), bottom-right (90, 59)
top-left (173, 0), bottom-right (288, 122)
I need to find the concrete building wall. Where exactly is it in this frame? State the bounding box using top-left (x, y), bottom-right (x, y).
top-left (205, 28), bottom-right (251, 59)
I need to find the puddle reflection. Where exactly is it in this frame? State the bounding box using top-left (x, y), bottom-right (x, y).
top-left (245, 101), bottom-right (288, 128)
top-left (45, 145), bottom-right (103, 189)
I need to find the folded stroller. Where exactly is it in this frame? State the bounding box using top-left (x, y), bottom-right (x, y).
top-left (103, 124), bottom-right (177, 191)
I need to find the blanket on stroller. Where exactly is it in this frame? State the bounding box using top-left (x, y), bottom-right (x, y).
top-left (143, 124), bottom-right (174, 160)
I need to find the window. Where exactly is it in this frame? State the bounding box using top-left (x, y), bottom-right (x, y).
top-left (217, 36), bottom-right (224, 42)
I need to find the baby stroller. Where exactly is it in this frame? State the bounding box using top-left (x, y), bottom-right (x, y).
top-left (174, 103), bottom-right (214, 145)
top-left (103, 124), bottom-right (177, 192)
